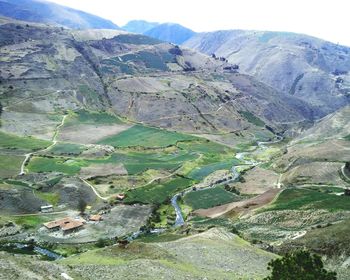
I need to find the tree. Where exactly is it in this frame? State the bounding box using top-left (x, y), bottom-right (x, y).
top-left (78, 199), bottom-right (87, 215)
top-left (264, 251), bottom-right (337, 280)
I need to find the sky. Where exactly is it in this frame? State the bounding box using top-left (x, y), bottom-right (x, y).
top-left (49, 0), bottom-right (350, 46)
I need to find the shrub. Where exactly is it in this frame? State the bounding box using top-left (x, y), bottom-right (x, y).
top-left (264, 250), bottom-right (336, 280)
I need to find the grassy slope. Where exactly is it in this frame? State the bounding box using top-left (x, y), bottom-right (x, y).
top-left (60, 228), bottom-right (276, 280)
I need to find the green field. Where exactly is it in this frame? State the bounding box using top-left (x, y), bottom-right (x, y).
top-left (0, 154), bottom-right (23, 178)
top-left (88, 150), bottom-right (198, 175)
top-left (48, 142), bottom-right (86, 156)
top-left (267, 188), bottom-right (350, 212)
top-left (34, 191), bottom-right (60, 206)
top-left (28, 156), bottom-right (84, 175)
top-left (99, 125), bottom-right (196, 148)
top-left (124, 177), bottom-right (193, 204)
top-left (65, 110), bottom-right (123, 126)
top-left (188, 160), bottom-right (238, 181)
top-left (184, 186), bottom-right (241, 209)
top-left (0, 131), bottom-right (50, 151)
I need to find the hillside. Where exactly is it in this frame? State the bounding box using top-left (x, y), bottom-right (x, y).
top-left (184, 30), bottom-right (350, 117)
top-left (0, 18), bottom-right (314, 140)
top-left (0, 0), bottom-right (120, 29)
top-left (0, 16), bottom-right (350, 280)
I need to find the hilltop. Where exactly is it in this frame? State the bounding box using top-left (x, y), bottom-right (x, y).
top-left (0, 0), bottom-right (120, 29)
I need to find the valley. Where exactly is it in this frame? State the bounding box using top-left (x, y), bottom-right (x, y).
top-left (0, 10), bottom-right (349, 280)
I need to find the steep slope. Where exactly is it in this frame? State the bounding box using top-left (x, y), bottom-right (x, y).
top-left (184, 30), bottom-right (350, 117)
top-left (122, 20), bottom-right (160, 34)
top-left (145, 23), bottom-right (196, 45)
top-left (0, 18), bottom-right (314, 140)
top-left (60, 227), bottom-right (276, 280)
top-left (0, 0), bottom-right (120, 29)
top-left (295, 105), bottom-right (350, 142)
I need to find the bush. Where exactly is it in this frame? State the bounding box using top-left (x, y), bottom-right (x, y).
top-left (264, 250), bottom-right (336, 280)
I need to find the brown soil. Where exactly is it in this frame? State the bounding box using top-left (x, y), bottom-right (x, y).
top-left (79, 163), bottom-right (128, 179)
top-left (194, 188), bottom-right (281, 218)
top-left (58, 124), bottom-right (131, 144)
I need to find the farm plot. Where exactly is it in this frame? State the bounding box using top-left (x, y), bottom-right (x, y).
top-left (0, 131), bottom-right (50, 151)
top-left (184, 186), bottom-right (242, 210)
top-left (98, 124), bottom-right (196, 148)
top-left (266, 188), bottom-right (350, 212)
top-left (0, 154), bottom-right (24, 178)
top-left (28, 156), bottom-right (85, 175)
top-left (124, 177), bottom-right (193, 204)
top-left (58, 110), bottom-right (130, 144)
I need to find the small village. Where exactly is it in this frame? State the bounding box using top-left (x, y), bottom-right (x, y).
top-left (40, 193), bottom-right (126, 238)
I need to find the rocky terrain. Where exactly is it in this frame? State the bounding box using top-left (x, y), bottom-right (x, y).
top-left (184, 30), bottom-right (350, 117)
top-left (0, 8), bottom-right (349, 280)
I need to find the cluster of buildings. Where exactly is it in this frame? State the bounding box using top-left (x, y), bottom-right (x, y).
top-left (43, 214), bottom-right (103, 235)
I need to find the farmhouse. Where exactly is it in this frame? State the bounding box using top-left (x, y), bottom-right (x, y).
top-left (44, 217), bottom-right (85, 234)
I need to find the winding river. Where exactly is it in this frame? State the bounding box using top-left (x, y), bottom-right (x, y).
top-left (172, 135), bottom-right (283, 227)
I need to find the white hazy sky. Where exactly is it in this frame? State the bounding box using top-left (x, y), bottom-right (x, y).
top-left (49, 0), bottom-right (350, 46)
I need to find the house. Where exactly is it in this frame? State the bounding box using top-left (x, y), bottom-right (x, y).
top-left (61, 219), bottom-right (84, 235)
top-left (40, 205), bottom-right (53, 213)
top-left (89, 214), bottom-right (102, 222)
top-left (43, 217), bottom-right (85, 234)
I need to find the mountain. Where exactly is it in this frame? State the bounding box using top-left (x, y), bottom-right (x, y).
top-left (0, 18), bottom-right (316, 141)
top-left (0, 0), bottom-right (120, 29)
top-left (184, 30), bottom-right (350, 118)
top-left (122, 20), bottom-right (159, 34)
top-left (144, 23), bottom-right (196, 45)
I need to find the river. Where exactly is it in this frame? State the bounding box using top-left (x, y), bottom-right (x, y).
top-left (171, 135), bottom-right (283, 227)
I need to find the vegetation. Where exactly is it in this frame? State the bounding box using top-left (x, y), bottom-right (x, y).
top-left (99, 125), bottom-right (195, 148)
top-left (188, 160), bottom-right (237, 180)
top-left (264, 250), bottom-right (336, 280)
top-left (66, 109), bottom-right (123, 125)
top-left (266, 188), bottom-right (350, 212)
top-left (121, 51), bottom-right (171, 71)
top-left (35, 191), bottom-right (60, 206)
top-left (281, 219), bottom-right (350, 257)
top-left (124, 176), bottom-right (193, 204)
top-left (0, 131), bottom-right (50, 151)
top-left (239, 111), bottom-right (265, 127)
top-left (184, 186), bottom-right (241, 209)
top-left (78, 199), bottom-right (87, 215)
top-left (48, 142), bottom-right (85, 155)
top-left (0, 154), bottom-right (23, 177)
top-left (28, 156), bottom-right (83, 175)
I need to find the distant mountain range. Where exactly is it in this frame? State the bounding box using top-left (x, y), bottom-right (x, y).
top-left (122, 20), bottom-right (159, 34)
top-left (0, 1), bottom-right (349, 119)
top-left (0, 0), bottom-right (120, 29)
top-left (123, 20), bottom-right (195, 45)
